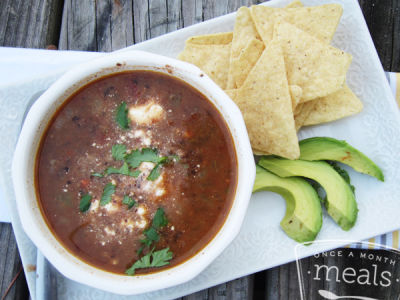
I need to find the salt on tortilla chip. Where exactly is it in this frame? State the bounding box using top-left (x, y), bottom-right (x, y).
top-left (274, 22), bottom-right (352, 102)
top-left (234, 40), bottom-right (299, 159)
top-left (289, 85), bottom-right (302, 110)
top-left (227, 7), bottom-right (262, 89)
top-left (250, 4), bottom-right (342, 44)
top-left (301, 84), bottom-right (363, 126)
top-left (186, 32), bottom-right (232, 45)
top-left (228, 38), bottom-right (265, 89)
top-left (178, 42), bottom-right (231, 89)
top-left (285, 0), bottom-right (303, 8)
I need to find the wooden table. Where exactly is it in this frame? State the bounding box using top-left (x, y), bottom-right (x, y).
top-left (0, 1), bottom-right (399, 299)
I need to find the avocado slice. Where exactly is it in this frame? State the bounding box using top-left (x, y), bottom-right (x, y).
top-left (253, 165), bottom-right (322, 243)
top-left (258, 157), bottom-right (358, 231)
top-left (299, 137), bottom-right (384, 181)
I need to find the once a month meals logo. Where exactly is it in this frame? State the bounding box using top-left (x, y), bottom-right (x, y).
top-left (296, 242), bottom-right (400, 300)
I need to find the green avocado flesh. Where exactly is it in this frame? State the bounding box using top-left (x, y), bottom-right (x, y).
top-left (253, 165), bottom-right (322, 243)
top-left (258, 157), bottom-right (358, 231)
top-left (299, 137), bottom-right (384, 181)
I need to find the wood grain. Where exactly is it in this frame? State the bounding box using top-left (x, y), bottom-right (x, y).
top-left (0, 0), bottom-right (63, 48)
top-left (0, 224), bottom-right (29, 300)
top-left (359, 0), bottom-right (400, 72)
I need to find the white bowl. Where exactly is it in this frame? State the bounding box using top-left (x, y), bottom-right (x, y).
top-left (12, 50), bottom-right (255, 295)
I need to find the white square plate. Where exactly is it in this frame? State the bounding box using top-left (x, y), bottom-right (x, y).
top-left (1, 0), bottom-right (400, 298)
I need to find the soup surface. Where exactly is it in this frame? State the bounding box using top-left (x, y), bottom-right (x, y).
top-left (36, 70), bottom-right (237, 275)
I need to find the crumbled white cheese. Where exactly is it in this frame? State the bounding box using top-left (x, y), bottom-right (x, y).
top-left (89, 199), bottom-right (99, 212)
top-left (137, 206), bottom-right (146, 215)
top-left (136, 219), bottom-right (147, 229)
top-left (134, 130), bottom-right (152, 146)
top-left (120, 219), bottom-right (135, 231)
top-left (104, 226), bottom-right (116, 236)
top-left (137, 163), bottom-right (166, 197)
top-left (103, 202), bottom-right (118, 213)
top-left (128, 101), bottom-right (164, 125)
top-left (155, 188), bottom-right (165, 197)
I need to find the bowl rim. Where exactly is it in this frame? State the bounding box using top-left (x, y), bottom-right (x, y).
top-left (11, 50), bottom-right (255, 295)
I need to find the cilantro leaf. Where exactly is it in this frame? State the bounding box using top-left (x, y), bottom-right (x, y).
top-left (125, 248), bottom-right (173, 276)
top-left (79, 194), bottom-right (92, 212)
top-left (112, 144), bottom-right (127, 160)
top-left (147, 163), bottom-right (162, 181)
top-left (122, 195), bottom-right (136, 209)
top-left (138, 207), bottom-right (168, 254)
top-left (130, 170), bottom-right (141, 177)
top-left (152, 207), bottom-right (168, 229)
top-left (170, 154), bottom-right (180, 162)
top-left (116, 102), bottom-right (130, 129)
top-left (100, 182), bottom-right (116, 206)
top-left (125, 148), bottom-right (166, 168)
top-left (150, 247), bottom-right (173, 267)
top-left (105, 162), bottom-right (130, 176)
top-left (142, 227), bottom-right (159, 245)
top-left (91, 172), bottom-right (104, 178)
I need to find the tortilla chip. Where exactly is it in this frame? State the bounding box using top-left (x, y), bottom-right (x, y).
top-left (250, 4), bottom-right (342, 44)
top-left (252, 148), bottom-right (270, 156)
top-left (294, 102), bottom-right (314, 131)
top-left (285, 0), bottom-right (303, 8)
top-left (234, 40), bottom-right (299, 159)
top-left (186, 32), bottom-right (232, 45)
top-left (227, 7), bottom-right (262, 89)
top-left (224, 89), bottom-right (238, 100)
top-left (302, 85), bottom-right (364, 126)
top-left (228, 38), bottom-right (265, 89)
top-left (289, 85), bottom-right (302, 110)
top-left (274, 22), bottom-right (352, 102)
top-left (178, 43), bottom-right (231, 89)
top-left (225, 87), bottom-right (271, 157)
top-left (231, 7), bottom-right (261, 58)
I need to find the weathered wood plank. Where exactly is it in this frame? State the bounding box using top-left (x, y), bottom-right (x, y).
top-left (182, 289), bottom-right (209, 300)
top-left (265, 265), bottom-right (279, 299)
top-left (358, 0), bottom-right (397, 71)
top-left (148, 0), bottom-right (168, 38)
top-left (390, 0), bottom-right (400, 71)
top-left (0, 0), bottom-right (63, 48)
top-left (202, 0), bottom-right (230, 20)
top-left (182, 0), bottom-right (203, 27)
top-left (0, 224), bottom-right (29, 300)
top-left (133, 0), bottom-right (150, 43)
top-left (95, 0), bottom-right (134, 52)
top-left (59, 0), bottom-right (97, 51)
top-left (226, 275), bottom-right (254, 299)
top-left (167, 0), bottom-right (184, 33)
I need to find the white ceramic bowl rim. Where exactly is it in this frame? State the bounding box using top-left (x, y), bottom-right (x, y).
top-left (12, 50), bottom-right (255, 295)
